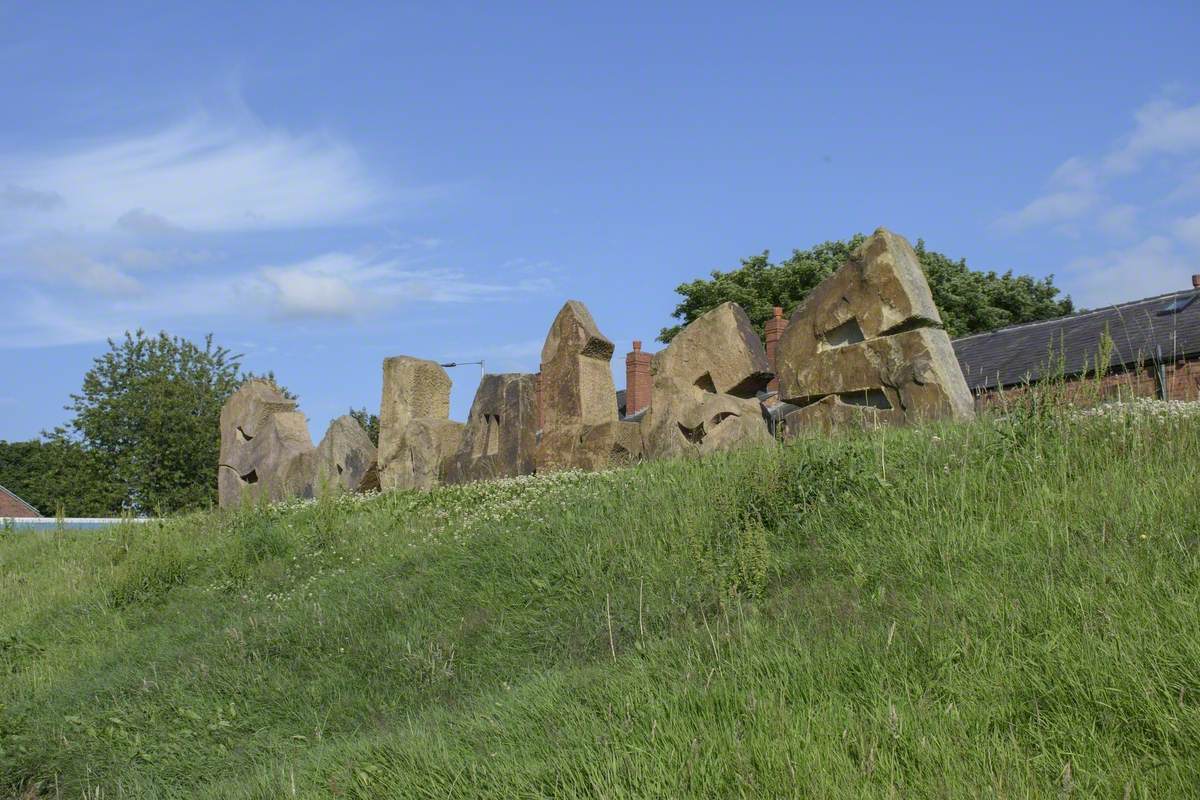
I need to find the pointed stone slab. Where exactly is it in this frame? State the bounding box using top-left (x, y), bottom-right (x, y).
top-left (536, 300), bottom-right (622, 472)
top-left (314, 415), bottom-right (380, 495)
top-left (775, 228), bottom-right (974, 432)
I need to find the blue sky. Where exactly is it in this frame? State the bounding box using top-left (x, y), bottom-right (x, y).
top-left (2, 1), bottom-right (1199, 441)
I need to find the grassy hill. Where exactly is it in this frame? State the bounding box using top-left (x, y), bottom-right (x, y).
top-left (3, 399), bottom-right (1200, 798)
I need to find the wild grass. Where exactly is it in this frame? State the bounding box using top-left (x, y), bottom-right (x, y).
top-left (2, 399), bottom-right (1199, 798)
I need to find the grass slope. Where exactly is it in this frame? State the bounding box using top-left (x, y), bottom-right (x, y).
top-left (2, 402), bottom-right (1200, 798)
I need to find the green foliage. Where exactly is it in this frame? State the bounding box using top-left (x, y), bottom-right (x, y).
top-left (348, 407), bottom-right (380, 447)
top-left (0, 438), bottom-right (124, 517)
top-left (659, 235), bottom-right (1074, 342)
top-left (3, 408), bottom-right (1200, 797)
top-left (49, 330), bottom-right (246, 514)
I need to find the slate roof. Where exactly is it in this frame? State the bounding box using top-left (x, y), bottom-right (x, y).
top-left (952, 288), bottom-right (1200, 391)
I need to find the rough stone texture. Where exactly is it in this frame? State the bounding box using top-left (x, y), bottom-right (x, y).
top-left (776, 228), bottom-right (974, 432)
top-left (445, 373), bottom-right (537, 484)
top-left (642, 302), bottom-right (774, 460)
top-left (535, 300), bottom-right (622, 472)
top-left (218, 381), bottom-right (316, 507)
top-left (314, 415), bottom-right (380, 494)
top-left (378, 356), bottom-right (453, 490)
top-left (610, 420), bottom-right (644, 465)
top-left (390, 418), bottom-right (465, 491)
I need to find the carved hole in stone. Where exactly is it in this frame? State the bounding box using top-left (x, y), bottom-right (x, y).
top-left (819, 317), bottom-right (866, 350)
top-left (485, 414), bottom-right (501, 456)
top-left (240, 468), bottom-right (259, 484)
top-left (235, 425), bottom-right (253, 442)
top-left (838, 388), bottom-right (892, 409)
top-left (879, 316), bottom-right (939, 337)
top-left (727, 373), bottom-right (772, 398)
top-left (709, 411), bottom-right (737, 427)
top-left (336, 464), bottom-right (344, 476)
top-left (677, 421), bottom-right (705, 444)
top-left (694, 372), bottom-right (718, 393)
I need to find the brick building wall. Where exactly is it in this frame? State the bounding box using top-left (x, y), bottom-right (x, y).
top-left (0, 487), bottom-right (41, 518)
top-left (973, 358), bottom-right (1200, 409)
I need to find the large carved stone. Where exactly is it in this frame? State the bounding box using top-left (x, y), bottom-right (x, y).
top-left (445, 373), bottom-right (537, 484)
top-left (391, 418), bottom-right (465, 491)
top-left (378, 356), bottom-right (453, 490)
top-left (776, 228), bottom-right (974, 432)
top-left (313, 415), bottom-right (380, 494)
top-left (642, 302), bottom-right (774, 460)
top-left (218, 380), bottom-right (315, 507)
top-left (535, 300), bottom-right (622, 472)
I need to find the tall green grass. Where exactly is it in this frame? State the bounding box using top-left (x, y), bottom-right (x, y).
top-left (2, 402), bottom-right (1199, 798)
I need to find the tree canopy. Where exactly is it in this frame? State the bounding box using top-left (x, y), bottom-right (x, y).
top-left (659, 235), bottom-right (1074, 343)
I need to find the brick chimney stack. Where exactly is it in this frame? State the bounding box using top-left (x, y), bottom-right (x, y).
top-left (763, 306), bottom-right (789, 392)
top-left (1192, 274), bottom-right (1200, 290)
top-left (625, 340), bottom-right (652, 416)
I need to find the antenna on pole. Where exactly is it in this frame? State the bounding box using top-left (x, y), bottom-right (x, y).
top-left (439, 360), bottom-right (485, 379)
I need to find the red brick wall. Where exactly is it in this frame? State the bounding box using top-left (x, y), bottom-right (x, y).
top-left (973, 358), bottom-right (1200, 409)
top-left (0, 488), bottom-right (40, 518)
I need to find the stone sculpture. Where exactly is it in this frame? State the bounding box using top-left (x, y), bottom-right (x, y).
top-left (218, 380), bottom-right (315, 507)
top-left (218, 380), bottom-right (379, 508)
top-left (377, 356), bottom-right (463, 491)
top-left (535, 300), bottom-right (625, 472)
top-left (313, 415), bottom-right (380, 494)
top-left (642, 301), bottom-right (774, 460)
top-left (775, 228), bottom-right (974, 432)
top-left (444, 373), bottom-right (537, 484)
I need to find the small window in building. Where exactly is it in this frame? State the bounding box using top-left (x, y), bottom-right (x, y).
top-left (1158, 294), bottom-right (1197, 315)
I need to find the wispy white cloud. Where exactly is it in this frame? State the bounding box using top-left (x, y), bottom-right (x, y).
top-left (0, 113), bottom-right (384, 236)
top-left (246, 252), bottom-right (553, 319)
top-left (995, 189), bottom-right (1099, 231)
top-left (1103, 99), bottom-right (1200, 174)
top-left (1175, 211), bottom-right (1200, 250)
top-left (997, 97), bottom-right (1200, 238)
top-left (1064, 236), bottom-right (1192, 308)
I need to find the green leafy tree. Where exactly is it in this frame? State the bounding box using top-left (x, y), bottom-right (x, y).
top-left (0, 438), bottom-right (124, 517)
top-left (49, 330), bottom-right (255, 514)
top-left (348, 407), bottom-right (380, 447)
top-left (659, 235), bottom-right (1073, 342)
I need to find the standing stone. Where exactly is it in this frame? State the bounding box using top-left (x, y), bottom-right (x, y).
top-left (378, 356), bottom-right (454, 491)
top-left (641, 302), bottom-right (774, 460)
top-left (218, 380), bottom-right (316, 507)
top-left (775, 228), bottom-right (974, 432)
top-left (313, 415), bottom-right (380, 494)
top-left (444, 373), bottom-right (537, 484)
top-left (535, 300), bottom-right (622, 472)
top-left (395, 418), bottom-right (465, 490)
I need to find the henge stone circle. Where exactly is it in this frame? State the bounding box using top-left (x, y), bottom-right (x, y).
top-left (775, 228), bottom-right (974, 432)
top-left (535, 300), bottom-right (623, 472)
top-left (642, 301), bottom-right (774, 460)
top-left (444, 373), bottom-right (537, 484)
top-left (314, 415), bottom-right (380, 494)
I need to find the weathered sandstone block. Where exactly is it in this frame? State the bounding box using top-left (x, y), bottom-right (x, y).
top-left (535, 300), bottom-right (622, 472)
top-left (378, 356), bottom-right (453, 490)
top-left (314, 415), bottom-right (380, 494)
top-left (776, 228), bottom-right (974, 432)
top-left (642, 302), bottom-right (774, 460)
top-left (218, 380), bottom-right (316, 507)
top-left (445, 373), bottom-right (537, 484)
